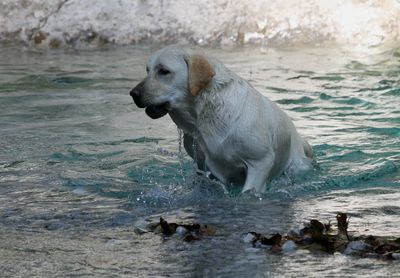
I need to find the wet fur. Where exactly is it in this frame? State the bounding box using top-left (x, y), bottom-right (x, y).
top-left (131, 45), bottom-right (313, 193)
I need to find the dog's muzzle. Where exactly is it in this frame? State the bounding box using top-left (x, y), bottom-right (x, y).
top-left (130, 82), bottom-right (169, 119)
top-left (144, 102), bottom-right (170, 119)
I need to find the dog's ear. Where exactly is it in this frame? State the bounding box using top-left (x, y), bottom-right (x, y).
top-left (186, 54), bottom-right (215, 96)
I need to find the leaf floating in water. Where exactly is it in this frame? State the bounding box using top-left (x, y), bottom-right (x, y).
top-left (183, 234), bottom-right (200, 242)
top-left (134, 217), bottom-right (217, 242)
top-left (199, 224), bottom-right (217, 236)
top-left (243, 232), bottom-right (283, 251)
top-left (309, 219), bottom-right (325, 233)
top-left (336, 212), bottom-right (350, 240)
top-left (159, 217), bottom-right (178, 236)
top-left (259, 233), bottom-right (282, 250)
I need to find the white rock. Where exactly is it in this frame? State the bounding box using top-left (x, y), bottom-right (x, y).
top-left (282, 240), bottom-right (297, 252)
top-left (344, 240), bottom-right (367, 255)
top-left (392, 253), bottom-right (400, 260)
top-left (175, 226), bottom-right (188, 236)
top-left (243, 233), bottom-right (256, 243)
top-left (133, 218), bottom-right (152, 234)
top-left (288, 228), bottom-right (301, 237)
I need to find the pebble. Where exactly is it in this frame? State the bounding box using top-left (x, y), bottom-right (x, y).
top-left (282, 240), bottom-right (297, 252)
top-left (344, 240), bottom-right (367, 255)
top-left (176, 226), bottom-right (188, 236)
top-left (243, 233), bottom-right (256, 243)
top-left (392, 253), bottom-right (400, 260)
top-left (133, 219), bottom-right (152, 234)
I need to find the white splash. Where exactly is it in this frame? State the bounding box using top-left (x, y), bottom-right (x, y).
top-left (0, 0), bottom-right (399, 47)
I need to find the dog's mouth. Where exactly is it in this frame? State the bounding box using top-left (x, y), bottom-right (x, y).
top-left (145, 102), bottom-right (170, 119)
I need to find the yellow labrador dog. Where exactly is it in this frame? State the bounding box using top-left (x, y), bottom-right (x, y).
top-left (130, 45), bottom-right (313, 193)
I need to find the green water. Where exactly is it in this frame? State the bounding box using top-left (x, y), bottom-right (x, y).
top-left (0, 45), bottom-right (399, 276)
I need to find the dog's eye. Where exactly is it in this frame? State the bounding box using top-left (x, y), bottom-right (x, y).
top-left (158, 68), bottom-right (171, 76)
top-left (146, 66), bottom-right (149, 73)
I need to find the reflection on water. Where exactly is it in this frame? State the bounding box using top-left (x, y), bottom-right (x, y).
top-left (0, 45), bottom-right (399, 276)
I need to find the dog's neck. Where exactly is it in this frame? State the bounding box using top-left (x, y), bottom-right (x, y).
top-left (169, 63), bottom-right (246, 143)
top-left (195, 69), bottom-right (248, 143)
top-left (168, 106), bottom-right (198, 137)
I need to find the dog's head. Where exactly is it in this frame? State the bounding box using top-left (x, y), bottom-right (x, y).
top-left (130, 45), bottom-right (215, 119)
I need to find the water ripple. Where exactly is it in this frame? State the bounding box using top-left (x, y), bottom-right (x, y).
top-left (0, 45), bottom-right (399, 276)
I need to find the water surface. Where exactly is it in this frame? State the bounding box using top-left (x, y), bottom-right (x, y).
top-left (0, 45), bottom-right (399, 277)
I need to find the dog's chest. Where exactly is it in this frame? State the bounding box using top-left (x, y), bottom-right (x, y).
top-left (200, 135), bottom-right (245, 182)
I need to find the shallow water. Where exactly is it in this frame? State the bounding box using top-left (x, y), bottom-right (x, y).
top-left (0, 45), bottom-right (399, 277)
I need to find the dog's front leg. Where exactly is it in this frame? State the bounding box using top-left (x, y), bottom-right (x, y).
top-left (183, 133), bottom-right (206, 171)
top-left (241, 154), bottom-right (275, 193)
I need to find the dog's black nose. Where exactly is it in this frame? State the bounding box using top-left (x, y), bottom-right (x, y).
top-left (129, 88), bottom-right (139, 98)
top-left (130, 82), bottom-right (147, 108)
top-left (130, 81), bottom-right (145, 98)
